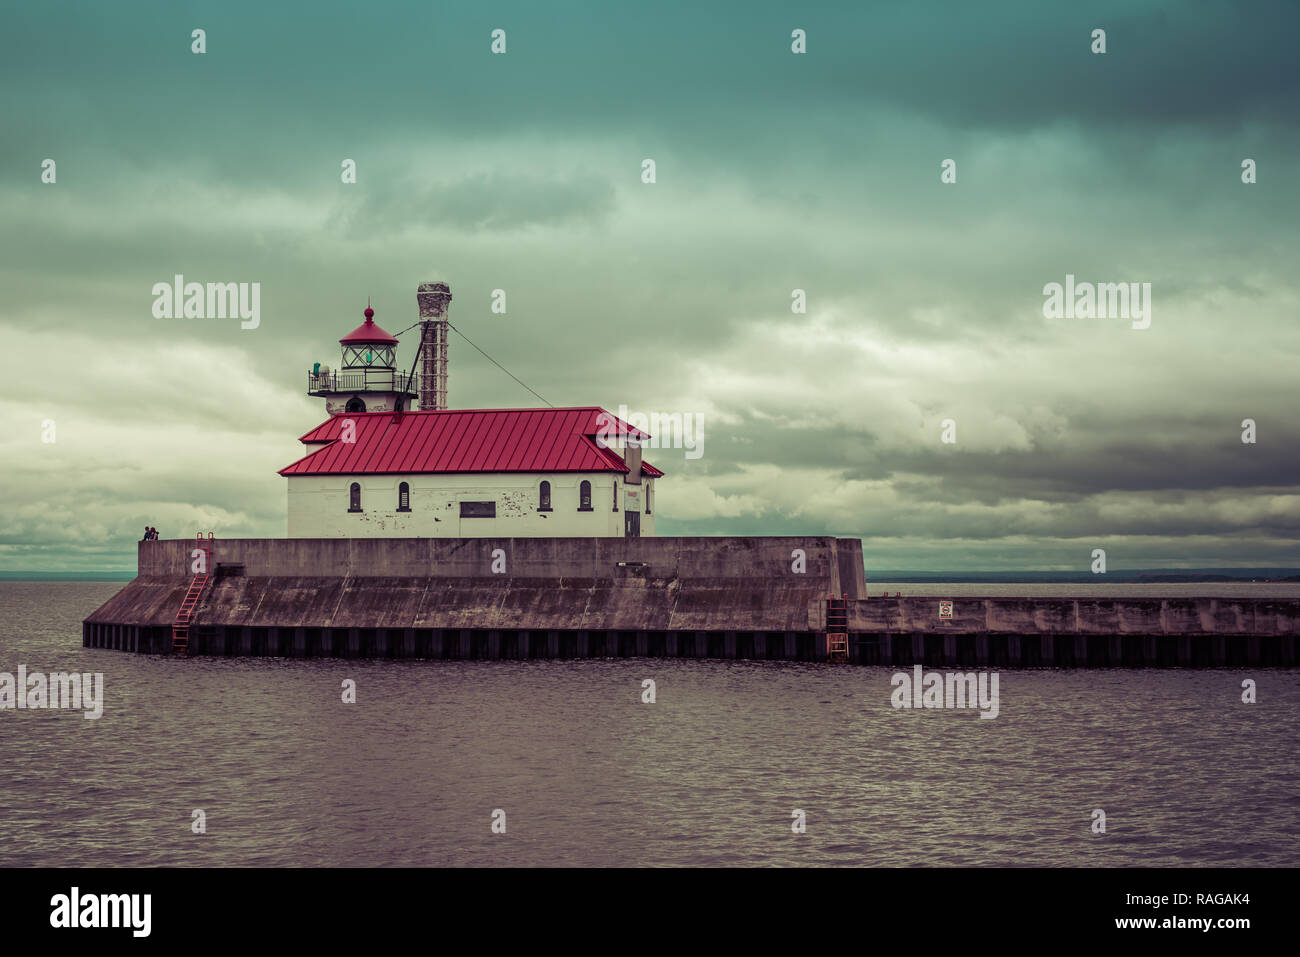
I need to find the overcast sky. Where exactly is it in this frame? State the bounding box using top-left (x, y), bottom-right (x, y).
top-left (2, 0), bottom-right (1298, 572)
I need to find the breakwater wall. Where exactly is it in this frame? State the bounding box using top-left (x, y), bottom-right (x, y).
top-left (84, 536), bottom-right (860, 657)
top-left (82, 538), bottom-right (1298, 665)
top-left (834, 597), bottom-right (1297, 667)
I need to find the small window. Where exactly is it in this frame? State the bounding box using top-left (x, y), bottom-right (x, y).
top-left (613, 482), bottom-right (618, 512)
top-left (460, 501), bottom-right (496, 518)
top-left (398, 482), bottom-right (410, 511)
top-left (348, 482), bottom-right (362, 512)
top-left (345, 396), bottom-right (366, 414)
top-left (538, 481), bottom-right (551, 511)
top-left (578, 480), bottom-right (592, 511)
top-left (646, 481), bottom-right (652, 515)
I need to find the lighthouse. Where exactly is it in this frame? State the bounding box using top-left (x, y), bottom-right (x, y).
top-left (307, 304), bottom-right (417, 415)
top-left (286, 282), bottom-right (662, 538)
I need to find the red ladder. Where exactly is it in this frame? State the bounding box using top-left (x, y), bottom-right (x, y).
top-left (826, 593), bottom-right (849, 663)
top-left (172, 532), bottom-right (214, 656)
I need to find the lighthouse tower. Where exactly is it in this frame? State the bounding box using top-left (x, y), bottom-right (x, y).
top-left (307, 305), bottom-right (417, 415)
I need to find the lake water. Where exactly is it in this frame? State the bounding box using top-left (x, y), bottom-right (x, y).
top-left (1, 582), bottom-right (1297, 867)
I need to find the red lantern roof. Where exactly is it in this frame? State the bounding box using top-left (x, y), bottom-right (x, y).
top-left (339, 306), bottom-right (399, 345)
top-left (279, 407), bottom-right (665, 477)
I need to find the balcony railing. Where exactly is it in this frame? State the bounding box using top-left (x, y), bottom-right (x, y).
top-left (307, 371), bottom-right (417, 395)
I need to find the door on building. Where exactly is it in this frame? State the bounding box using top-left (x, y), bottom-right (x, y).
top-left (625, 510), bottom-right (640, 537)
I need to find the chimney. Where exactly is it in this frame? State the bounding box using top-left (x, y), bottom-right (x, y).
top-left (416, 282), bottom-right (452, 410)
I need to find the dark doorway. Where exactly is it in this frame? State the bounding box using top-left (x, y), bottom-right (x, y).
top-left (625, 510), bottom-right (640, 537)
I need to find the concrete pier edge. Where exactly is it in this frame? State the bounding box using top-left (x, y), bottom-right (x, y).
top-left (82, 537), bottom-right (1299, 667)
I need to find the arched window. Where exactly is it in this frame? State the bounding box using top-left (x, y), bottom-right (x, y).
top-left (345, 396), bottom-right (366, 414)
top-left (646, 481), bottom-right (652, 515)
top-left (612, 482), bottom-right (618, 512)
top-left (538, 481), bottom-right (552, 511)
top-left (578, 480), bottom-right (592, 511)
top-left (398, 482), bottom-right (410, 511)
top-left (349, 482), bottom-right (362, 512)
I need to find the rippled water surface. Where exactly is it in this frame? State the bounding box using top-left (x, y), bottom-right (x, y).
top-left (2, 583), bottom-right (1297, 866)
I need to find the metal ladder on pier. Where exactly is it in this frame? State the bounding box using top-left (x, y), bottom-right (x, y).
top-left (172, 532), bottom-right (214, 656)
top-left (826, 593), bottom-right (849, 663)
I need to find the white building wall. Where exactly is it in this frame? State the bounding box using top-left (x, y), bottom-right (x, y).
top-left (320, 391), bottom-right (412, 415)
top-left (287, 472), bottom-right (655, 538)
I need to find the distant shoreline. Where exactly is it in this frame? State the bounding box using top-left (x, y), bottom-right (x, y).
top-left (867, 574), bottom-right (1300, 584)
top-left (0, 574), bottom-right (135, 582)
top-left (4, 569), bottom-right (1299, 584)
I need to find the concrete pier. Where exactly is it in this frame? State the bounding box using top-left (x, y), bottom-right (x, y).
top-left (81, 538), bottom-right (1299, 666)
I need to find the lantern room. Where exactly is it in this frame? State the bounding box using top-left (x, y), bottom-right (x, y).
top-left (307, 305), bottom-right (418, 415)
top-left (340, 307), bottom-right (398, 369)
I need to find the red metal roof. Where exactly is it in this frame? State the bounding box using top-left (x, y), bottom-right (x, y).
top-left (280, 407), bottom-right (665, 477)
top-left (339, 307), bottom-right (399, 345)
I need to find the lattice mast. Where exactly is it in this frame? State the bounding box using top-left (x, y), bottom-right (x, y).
top-left (416, 282), bottom-right (453, 411)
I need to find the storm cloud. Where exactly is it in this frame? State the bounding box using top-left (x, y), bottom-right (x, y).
top-left (1, 0), bottom-right (1297, 572)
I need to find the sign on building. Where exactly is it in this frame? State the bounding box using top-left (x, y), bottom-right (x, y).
top-left (939, 600), bottom-right (954, 620)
